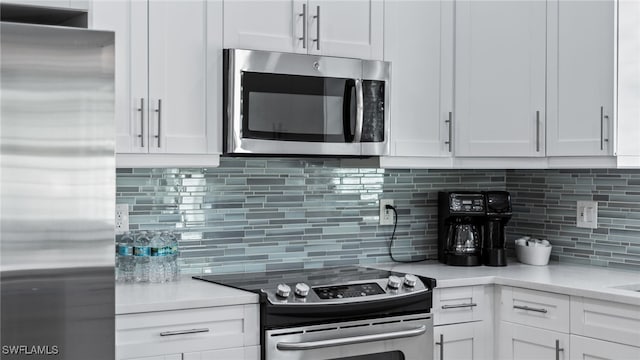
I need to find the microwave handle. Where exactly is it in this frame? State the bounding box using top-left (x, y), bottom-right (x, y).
top-left (354, 79), bottom-right (364, 143)
top-left (342, 79), bottom-right (356, 142)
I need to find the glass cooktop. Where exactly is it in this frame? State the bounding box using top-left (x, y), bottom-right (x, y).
top-left (192, 266), bottom-right (409, 294)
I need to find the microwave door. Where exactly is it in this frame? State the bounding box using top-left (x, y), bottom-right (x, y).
top-left (234, 71), bottom-right (362, 156)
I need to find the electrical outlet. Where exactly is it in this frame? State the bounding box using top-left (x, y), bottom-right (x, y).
top-left (576, 201), bottom-right (598, 229)
top-left (115, 203), bottom-right (129, 234)
top-left (379, 199), bottom-right (395, 225)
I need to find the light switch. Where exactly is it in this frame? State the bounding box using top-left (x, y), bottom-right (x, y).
top-left (576, 201), bottom-right (598, 229)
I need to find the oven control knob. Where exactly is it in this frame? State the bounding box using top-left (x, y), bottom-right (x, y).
top-left (276, 283), bottom-right (291, 298)
top-left (294, 283), bottom-right (310, 297)
top-left (403, 274), bottom-right (418, 288)
top-left (387, 275), bottom-right (402, 289)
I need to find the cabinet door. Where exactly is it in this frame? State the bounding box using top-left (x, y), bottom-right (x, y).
top-left (308, 0), bottom-right (383, 60)
top-left (547, 0), bottom-right (615, 156)
top-left (570, 335), bottom-right (640, 360)
top-left (183, 346), bottom-right (259, 360)
top-left (3, 0), bottom-right (89, 9)
top-left (454, 0), bottom-right (546, 157)
top-left (148, 0), bottom-right (209, 154)
top-left (499, 322), bottom-right (569, 360)
top-left (616, 0), bottom-right (640, 163)
top-left (124, 355), bottom-right (181, 360)
top-left (92, 0), bottom-right (148, 154)
top-left (223, 0), bottom-right (305, 54)
top-left (434, 322), bottom-right (489, 360)
top-left (384, 0), bottom-right (453, 157)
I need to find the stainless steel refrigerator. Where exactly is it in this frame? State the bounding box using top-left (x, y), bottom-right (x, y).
top-left (1, 21), bottom-right (115, 359)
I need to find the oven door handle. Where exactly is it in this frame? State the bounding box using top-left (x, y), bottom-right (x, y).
top-left (275, 325), bottom-right (427, 351)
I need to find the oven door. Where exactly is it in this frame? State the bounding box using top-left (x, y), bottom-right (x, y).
top-left (265, 314), bottom-right (432, 360)
top-left (224, 49), bottom-right (389, 156)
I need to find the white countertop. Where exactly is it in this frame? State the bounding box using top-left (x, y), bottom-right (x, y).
top-left (116, 261), bottom-right (640, 315)
top-left (116, 275), bottom-right (259, 315)
top-left (372, 259), bottom-right (640, 306)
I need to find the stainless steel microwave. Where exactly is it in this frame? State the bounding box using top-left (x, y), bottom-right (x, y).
top-left (223, 49), bottom-right (390, 156)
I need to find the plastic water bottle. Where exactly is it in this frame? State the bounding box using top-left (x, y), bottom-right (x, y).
top-left (167, 231), bottom-right (179, 281)
top-left (149, 232), bottom-right (166, 283)
top-left (117, 232), bottom-right (135, 283)
top-left (133, 231), bottom-right (150, 282)
top-left (161, 231), bottom-right (173, 281)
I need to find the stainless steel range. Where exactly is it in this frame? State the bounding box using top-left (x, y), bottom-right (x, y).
top-left (194, 267), bottom-right (436, 360)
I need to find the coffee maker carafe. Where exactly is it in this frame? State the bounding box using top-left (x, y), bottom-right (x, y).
top-left (438, 192), bottom-right (486, 266)
top-left (483, 191), bottom-right (512, 266)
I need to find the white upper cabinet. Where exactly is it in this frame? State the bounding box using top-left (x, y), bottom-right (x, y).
top-left (147, 0), bottom-right (209, 154)
top-left (92, 0), bottom-right (147, 155)
top-left (547, 0), bottom-right (615, 156)
top-left (454, 0), bottom-right (546, 157)
top-left (384, 0), bottom-right (453, 158)
top-left (223, 0), bottom-right (383, 60)
top-left (615, 0), bottom-right (640, 167)
top-left (307, 0), bottom-right (383, 60)
top-left (223, 0), bottom-right (304, 54)
top-left (92, 0), bottom-right (222, 167)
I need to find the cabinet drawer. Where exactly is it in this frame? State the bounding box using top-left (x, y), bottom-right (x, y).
top-left (570, 334), bottom-right (640, 360)
top-left (499, 286), bottom-right (569, 333)
top-left (571, 297), bottom-right (640, 347)
top-left (434, 285), bottom-right (490, 325)
top-left (116, 305), bottom-right (259, 360)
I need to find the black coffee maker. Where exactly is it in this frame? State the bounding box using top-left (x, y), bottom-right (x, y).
top-left (438, 192), bottom-right (486, 266)
top-left (483, 191), bottom-right (512, 266)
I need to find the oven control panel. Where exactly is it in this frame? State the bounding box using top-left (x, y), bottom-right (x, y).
top-left (314, 283), bottom-right (385, 299)
top-left (263, 273), bottom-right (430, 305)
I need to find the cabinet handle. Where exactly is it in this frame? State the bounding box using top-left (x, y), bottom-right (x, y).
top-left (137, 98), bottom-right (145, 148)
top-left (435, 333), bottom-right (444, 360)
top-left (555, 339), bottom-right (564, 360)
top-left (513, 304), bottom-right (548, 313)
top-left (536, 110), bottom-right (540, 152)
top-left (154, 99), bottom-right (162, 148)
top-left (313, 6), bottom-right (320, 50)
top-left (159, 328), bottom-right (210, 337)
top-left (444, 111), bottom-right (453, 152)
top-left (441, 302), bottom-right (477, 309)
top-left (299, 4), bottom-right (306, 49)
top-left (601, 106), bottom-right (610, 150)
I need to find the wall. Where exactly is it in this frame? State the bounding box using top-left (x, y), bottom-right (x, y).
top-left (117, 162), bottom-right (640, 273)
top-left (507, 169), bottom-right (640, 271)
top-left (116, 158), bottom-right (505, 274)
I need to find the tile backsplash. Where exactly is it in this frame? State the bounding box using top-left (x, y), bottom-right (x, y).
top-left (116, 158), bottom-right (505, 274)
top-left (507, 169), bottom-right (640, 271)
top-left (117, 161), bottom-right (640, 273)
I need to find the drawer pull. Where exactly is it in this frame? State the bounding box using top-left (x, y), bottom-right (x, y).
top-left (159, 328), bottom-right (210, 337)
top-left (441, 303), bottom-right (478, 310)
top-left (513, 305), bottom-right (548, 314)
